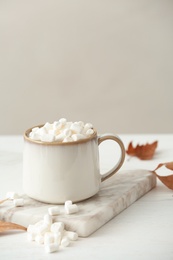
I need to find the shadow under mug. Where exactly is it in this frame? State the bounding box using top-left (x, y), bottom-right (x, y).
top-left (23, 127), bottom-right (125, 204)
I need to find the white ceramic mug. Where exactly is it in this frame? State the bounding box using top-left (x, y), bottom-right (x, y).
top-left (23, 127), bottom-right (125, 204)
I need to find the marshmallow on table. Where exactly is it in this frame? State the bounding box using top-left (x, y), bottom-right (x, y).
top-left (44, 232), bottom-right (55, 245)
top-left (27, 232), bottom-right (36, 242)
top-left (35, 223), bottom-right (50, 235)
top-left (63, 231), bottom-right (78, 241)
top-left (51, 222), bottom-right (64, 233)
top-left (35, 234), bottom-right (44, 244)
top-left (61, 237), bottom-right (70, 247)
top-left (45, 243), bottom-right (59, 253)
top-left (54, 232), bottom-right (62, 245)
top-left (26, 204), bottom-right (79, 254)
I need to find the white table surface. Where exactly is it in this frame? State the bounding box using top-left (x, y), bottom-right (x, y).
top-left (0, 134), bottom-right (173, 260)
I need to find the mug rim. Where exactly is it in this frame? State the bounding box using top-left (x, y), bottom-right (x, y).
top-left (24, 124), bottom-right (97, 146)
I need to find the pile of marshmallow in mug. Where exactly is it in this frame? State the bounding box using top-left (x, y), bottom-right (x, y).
top-left (29, 118), bottom-right (94, 142)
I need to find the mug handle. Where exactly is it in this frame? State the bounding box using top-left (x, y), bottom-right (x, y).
top-left (98, 134), bottom-right (126, 182)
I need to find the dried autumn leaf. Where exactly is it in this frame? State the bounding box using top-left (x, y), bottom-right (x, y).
top-left (153, 161), bottom-right (173, 172)
top-left (126, 141), bottom-right (158, 160)
top-left (0, 221), bottom-right (26, 232)
top-left (151, 161), bottom-right (173, 190)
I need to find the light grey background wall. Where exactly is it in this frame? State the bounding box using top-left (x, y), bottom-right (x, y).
top-left (0, 0), bottom-right (173, 135)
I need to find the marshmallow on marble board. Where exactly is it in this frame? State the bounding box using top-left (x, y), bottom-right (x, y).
top-left (51, 222), bottom-right (64, 233)
top-left (6, 191), bottom-right (19, 199)
top-left (45, 243), bottom-right (59, 253)
top-left (65, 200), bottom-right (72, 207)
top-left (48, 206), bottom-right (60, 216)
top-left (65, 204), bottom-right (79, 215)
top-left (13, 198), bottom-right (24, 207)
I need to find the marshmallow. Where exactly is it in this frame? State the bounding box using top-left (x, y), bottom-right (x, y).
top-left (45, 243), bottom-right (59, 253)
top-left (64, 231), bottom-right (78, 241)
top-left (51, 222), bottom-right (64, 233)
top-left (31, 127), bottom-right (39, 132)
top-left (27, 224), bottom-right (36, 234)
top-left (29, 119), bottom-right (95, 143)
top-left (13, 198), bottom-right (24, 207)
top-left (65, 200), bottom-right (72, 207)
top-left (70, 123), bottom-right (83, 134)
top-left (44, 122), bottom-right (53, 131)
top-left (38, 127), bottom-right (47, 136)
top-left (44, 232), bottom-right (55, 245)
top-left (53, 121), bottom-right (62, 130)
top-left (65, 204), bottom-right (78, 215)
top-left (77, 121), bottom-right (85, 127)
top-left (35, 223), bottom-right (50, 235)
top-left (48, 206), bottom-right (60, 216)
top-left (29, 132), bottom-right (40, 141)
top-left (40, 134), bottom-right (55, 142)
top-left (84, 123), bottom-right (93, 130)
top-left (44, 214), bottom-right (53, 225)
top-left (61, 237), bottom-right (70, 247)
top-left (55, 133), bottom-right (65, 142)
top-left (59, 118), bottom-right (67, 125)
top-left (54, 232), bottom-right (62, 245)
top-left (63, 128), bottom-right (72, 137)
top-left (35, 234), bottom-right (44, 244)
top-left (27, 232), bottom-right (36, 241)
top-left (63, 137), bottom-right (73, 143)
top-left (86, 128), bottom-right (94, 136)
top-left (71, 134), bottom-right (85, 141)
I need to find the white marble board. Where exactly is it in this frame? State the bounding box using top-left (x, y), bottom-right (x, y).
top-left (0, 170), bottom-right (156, 237)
